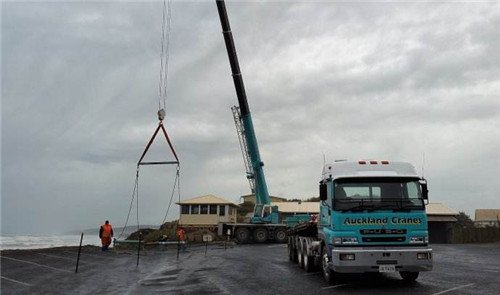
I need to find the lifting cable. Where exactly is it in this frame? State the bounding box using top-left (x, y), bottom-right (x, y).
top-left (158, 0), bottom-right (173, 111)
top-left (117, 0), bottom-right (180, 241)
top-left (117, 168), bottom-right (140, 240)
top-left (160, 165), bottom-right (180, 226)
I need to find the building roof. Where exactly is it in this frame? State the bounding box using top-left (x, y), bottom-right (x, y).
top-left (427, 216), bottom-right (458, 222)
top-left (475, 209), bottom-right (500, 222)
top-left (241, 194), bottom-right (287, 203)
top-left (271, 202), bottom-right (320, 213)
top-left (425, 203), bottom-right (459, 216)
top-left (177, 194), bottom-right (238, 206)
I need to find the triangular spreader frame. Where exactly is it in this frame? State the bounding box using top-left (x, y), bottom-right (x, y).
top-left (137, 121), bottom-right (179, 166)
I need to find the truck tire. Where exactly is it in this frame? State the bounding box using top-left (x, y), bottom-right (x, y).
top-left (400, 271), bottom-right (419, 282)
top-left (303, 254), bottom-right (315, 272)
top-left (301, 238), bottom-right (315, 272)
top-left (288, 237), bottom-right (298, 263)
top-left (253, 228), bottom-right (268, 243)
top-left (234, 227), bottom-right (250, 244)
top-left (322, 245), bottom-right (334, 284)
top-left (274, 228), bottom-right (287, 243)
top-left (297, 239), bottom-right (304, 268)
top-left (288, 237), bottom-right (293, 260)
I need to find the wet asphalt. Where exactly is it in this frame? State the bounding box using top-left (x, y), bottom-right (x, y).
top-left (1, 243), bottom-right (499, 294)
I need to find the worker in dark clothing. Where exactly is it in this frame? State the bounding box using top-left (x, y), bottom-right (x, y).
top-left (99, 220), bottom-right (114, 251)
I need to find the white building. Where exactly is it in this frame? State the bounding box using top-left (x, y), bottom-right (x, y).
top-left (177, 195), bottom-right (239, 225)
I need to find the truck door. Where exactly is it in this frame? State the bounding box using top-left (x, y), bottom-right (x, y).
top-left (319, 181), bottom-right (332, 228)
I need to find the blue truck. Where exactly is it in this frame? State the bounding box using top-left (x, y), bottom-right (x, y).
top-left (288, 160), bottom-right (433, 282)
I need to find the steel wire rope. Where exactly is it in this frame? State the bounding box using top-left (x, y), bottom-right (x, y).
top-left (158, 0), bottom-right (173, 111)
top-left (136, 168), bottom-right (140, 232)
top-left (177, 165), bottom-right (182, 225)
top-left (160, 164), bottom-right (180, 226)
top-left (158, 0), bottom-right (167, 109)
top-left (117, 168), bottom-right (140, 240)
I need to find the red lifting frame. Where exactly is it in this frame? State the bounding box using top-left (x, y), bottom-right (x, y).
top-left (137, 121), bottom-right (179, 166)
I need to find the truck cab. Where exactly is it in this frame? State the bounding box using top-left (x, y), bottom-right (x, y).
top-left (318, 160), bottom-right (432, 281)
top-left (288, 160), bottom-right (433, 283)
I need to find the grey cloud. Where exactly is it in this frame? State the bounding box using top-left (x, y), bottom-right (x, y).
top-left (2, 1), bottom-right (500, 234)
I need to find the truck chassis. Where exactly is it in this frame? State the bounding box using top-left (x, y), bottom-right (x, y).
top-left (218, 223), bottom-right (289, 243)
top-left (287, 222), bottom-right (433, 282)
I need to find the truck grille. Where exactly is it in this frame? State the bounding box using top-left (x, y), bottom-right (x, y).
top-left (360, 229), bottom-right (406, 235)
top-left (362, 237), bottom-right (406, 243)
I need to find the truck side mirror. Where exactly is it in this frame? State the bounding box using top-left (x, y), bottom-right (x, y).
top-left (319, 183), bottom-right (327, 201)
top-left (420, 179), bottom-right (429, 201)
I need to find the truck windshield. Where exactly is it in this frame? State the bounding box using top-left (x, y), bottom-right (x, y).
top-left (333, 177), bottom-right (424, 212)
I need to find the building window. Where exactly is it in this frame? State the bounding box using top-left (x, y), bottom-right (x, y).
top-left (181, 205), bottom-right (189, 214)
top-left (191, 205), bottom-right (199, 214)
top-left (228, 206), bottom-right (233, 215)
top-left (200, 204), bottom-right (208, 214)
top-left (219, 205), bottom-right (226, 216)
top-left (209, 205), bottom-right (217, 215)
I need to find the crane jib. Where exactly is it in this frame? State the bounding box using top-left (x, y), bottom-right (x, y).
top-left (216, 0), bottom-right (250, 116)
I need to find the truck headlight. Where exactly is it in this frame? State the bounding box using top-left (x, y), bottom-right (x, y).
top-left (340, 253), bottom-right (356, 260)
top-left (417, 253), bottom-right (431, 260)
top-left (333, 237), bottom-right (359, 245)
top-left (409, 236), bottom-right (427, 244)
top-left (342, 237), bottom-right (359, 244)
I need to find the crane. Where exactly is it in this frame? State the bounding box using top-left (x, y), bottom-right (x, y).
top-left (216, 0), bottom-right (272, 223)
top-left (215, 0), bottom-right (312, 243)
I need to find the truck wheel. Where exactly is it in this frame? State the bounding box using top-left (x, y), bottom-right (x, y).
top-left (303, 253), bottom-right (315, 272)
top-left (400, 271), bottom-right (419, 282)
top-left (234, 228), bottom-right (250, 244)
top-left (297, 239), bottom-right (304, 268)
top-left (253, 228), bottom-right (268, 243)
top-left (274, 228), bottom-right (287, 243)
top-left (301, 239), bottom-right (315, 272)
top-left (302, 246), bottom-right (314, 272)
top-left (289, 237), bottom-right (298, 263)
top-left (288, 237), bottom-right (294, 261)
top-left (322, 246), bottom-right (334, 284)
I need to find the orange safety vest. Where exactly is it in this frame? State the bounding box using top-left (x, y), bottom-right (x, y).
top-left (102, 224), bottom-right (112, 238)
top-left (177, 229), bottom-right (185, 241)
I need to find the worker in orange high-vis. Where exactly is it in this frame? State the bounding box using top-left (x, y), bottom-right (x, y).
top-left (177, 228), bottom-right (185, 241)
top-left (99, 220), bottom-right (114, 251)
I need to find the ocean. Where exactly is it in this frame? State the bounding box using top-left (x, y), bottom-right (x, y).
top-left (0, 234), bottom-right (102, 250)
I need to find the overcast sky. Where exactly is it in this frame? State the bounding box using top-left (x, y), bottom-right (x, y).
top-left (2, 0), bottom-right (499, 235)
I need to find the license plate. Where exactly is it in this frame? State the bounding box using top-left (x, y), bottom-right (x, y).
top-left (379, 265), bottom-right (396, 273)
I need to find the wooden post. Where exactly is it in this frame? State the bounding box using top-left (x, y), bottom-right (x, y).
top-left (75, 233), bottom-right (84, 273)
top-left (136, 232), bottom-right (141, 266)
top-left (176, 238), bottom-right (180, 260)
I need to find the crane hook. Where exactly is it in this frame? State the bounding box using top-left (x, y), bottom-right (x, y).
top-left (158, 108), bottom-right (166, 121)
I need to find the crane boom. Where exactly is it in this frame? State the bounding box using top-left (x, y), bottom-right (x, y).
top-left (216, 0), bottom-right (271, 210)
